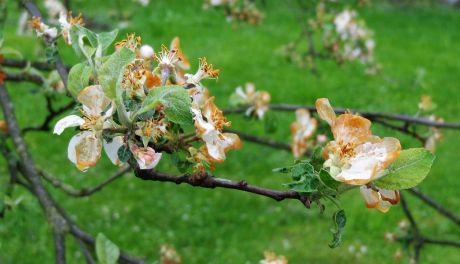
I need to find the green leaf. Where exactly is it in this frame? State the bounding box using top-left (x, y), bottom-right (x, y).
top-left (96, 233), bottom-right (120, 264)
top-left (319, 169), bottom-right (340, 190)
top-left (291, 161), bottom-right (314, 180)
top-left (374, 148), bottom-right (435, 190)
top-left (117, 145), bottom-right (131, 163)
top-left (98, 47), bottom-right (135, 99)
top-left (329, 209), bottom-right (346, 248)
top-left (311, 146), bottom-right (325, 171)
top-left (70, 25), bottom-right (97, 62)
top-left (138, 86), bottom-right (192, 126)
top-left (285, 175), bottom-right (320, 193)
top-left (67, 63), bottom-right (92, 98)
top-left (96, 29), bottom-right (118, 53)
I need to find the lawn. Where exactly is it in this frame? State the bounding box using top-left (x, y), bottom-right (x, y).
top-left (1, 0), bottom-right (460, 263)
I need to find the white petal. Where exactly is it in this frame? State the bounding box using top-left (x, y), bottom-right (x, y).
top-left (360, 185), bottom-right (379, 208)
top-left (54, 115), bottom-right (85, 135)
top-left (103, 136), bottom-right (124, 166)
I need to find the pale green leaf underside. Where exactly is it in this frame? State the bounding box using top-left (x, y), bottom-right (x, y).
top-left (96, 233), bottom-right (120, 264)
top-left (374, 148), bottom-right (435, 190)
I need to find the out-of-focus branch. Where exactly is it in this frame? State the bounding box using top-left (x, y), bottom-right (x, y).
top-left (224, 128), bottom-right (292, 151)
top-left (408, 188), bottom-right (460, 227)
top-left (223, 104), bottom-right (460, 129)
top-left (40, 165), bottom-right (131, 197)
top-left (4, 71), bottom-right (44, 85)
top-left (134, 168), bottom-right (312, 208)
top-left (23, 99), bottom-right (76, 133)
top-left (2, 58), bottom-right (71, 71)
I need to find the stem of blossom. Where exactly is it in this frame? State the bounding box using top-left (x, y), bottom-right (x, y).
top-left (160, 67), bottom-right (170, 86)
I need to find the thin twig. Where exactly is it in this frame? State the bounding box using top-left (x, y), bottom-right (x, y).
top-left (40, 165), bottom-right (131, 197)
top-left (223, 104), bottom-right (460, 129)
top-left (23, 100), bottom-right (76, 133)
top-left (224, 128), bottom-right (292, 151)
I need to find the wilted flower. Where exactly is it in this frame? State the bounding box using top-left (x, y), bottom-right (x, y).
top-left (191, 97), bottom-right (241, 162)
top-left (316, 98), bottom-right (401, 185)
top-left (260, 251), bottom-right (288, 264)
top-left (160, 244), bottom-right (182, 264)
top-left (54, 85), bottom-right (116, 171)
top-left (231, 83), bottom-right (271, 119)
top-left (134, 117), bottom-right (168, 147)
top-left (290, 109), bottom-right (317, 158)
top-left (130, 144), bottom-right (162, 170)
top-left (187, 146), bottom-right (213, 172)
top-left (184, 57), bottom-right (220, 86)
top-left (59, 12), bottom-right (84, 45)
top-left (45, 0), bottom-right (66, 21)
top-left (418, 95), bottom-right (437, 112)
top-left (30, 17), bottom-right (58, 40)
top-left (360, 185), bottom-right (400, 213)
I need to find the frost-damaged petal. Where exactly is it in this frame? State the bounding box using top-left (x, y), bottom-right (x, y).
top-left (68, 131), bottom-right (102, 171)
top-left (103, 136), bottom-right (124, 166)
top-left (376, 200), bottom-right (392, 213)
top-left (170, 36), bottom-right (190, 70)
top-left (77, 85), bottom-right (112, 116)
top-left (53, 115), bottom-right (85, 135)
top-left (332, 114), bottom-right (372, 146)
top-left (203, 131), bottom-right (241, 162)
top-left (315, 98), bottom-right (336, 126)
top-left (360, 186), bottom-right (379, 208)
top-left (338, 154), bottom-right (379, 185)
top-left (130, 145), bottom-right (162, 170)
top-left (379, 188), bottom-right (400, 205)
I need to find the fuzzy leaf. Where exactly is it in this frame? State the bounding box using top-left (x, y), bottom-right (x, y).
top-left (374, 148), bottom-right (435, 190)
top-left (117, 145), bottom-right (131, 163)
top-left (98, 47), bottom-right (135, 99)
top-left (138, 86), bottom-right (192, 126)
top-left (319, 169), bottom-right (340, 190)
top-left (96, 233), bottom-right (120, 264)
top-left (67, 63), bottom-right (92, 98)
top-left (329, 209), bottom-right (346, 248)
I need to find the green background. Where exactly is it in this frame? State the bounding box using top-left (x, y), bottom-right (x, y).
top-left (1, 0), bottom-right (459, 263)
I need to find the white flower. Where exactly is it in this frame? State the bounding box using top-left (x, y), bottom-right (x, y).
top-left (54, 85), bottom-right (117, 171)
top-left (45, 0), bottom-right (67, 21)
top-left (290, 109), bottom-right (317, 158)
top-left (192, 97), bottom-right (240, 162)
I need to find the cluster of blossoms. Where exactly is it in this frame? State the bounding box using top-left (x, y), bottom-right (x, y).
top-left (46, 16), bottom-right (240, 172)
top-left (160, 244), bottom-right (182, 264)
top-left (313, 3), bottom-right (379, 73)
top-left (30, 12), bottom-right (84, 44)
top-left (229, 82), bottom-right (271, 119)
top-left (203, 0), bottom-right (263, 25)
top-left (384, 219), bottom-right (418, 262)
top-left (316, 98), bottom-right (401, 212)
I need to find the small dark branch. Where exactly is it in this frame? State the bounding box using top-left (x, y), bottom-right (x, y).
top-left (1, 58), bottom-right (71, 71)
top-left (373, 118), bottom-right (427, 144)
top-left (223, 104), bottom-right (460, 129)
top-left (134, 169), bottom-right (311, 209)
top-left (400, 194), bottom-right (419, 234)
top-left (422, 237), bottom-right (460, 248)
top-left (224, 128), bottom-right (292, 151)
top-left (408, 188), bottom-right (460, 227)
top-left (53, 230), bottom-right (66, 264)
top-left (23, 100), bottom-right (76, 133)
top-left (4, 71), bottom-right (44, 85)
top-left (40, 165), bottom-right (131, 197)
top-left (75, 238), bottom-right (96, 264)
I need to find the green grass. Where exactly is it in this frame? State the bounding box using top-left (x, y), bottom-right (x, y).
top-left (1, 1), bottom-right (460, 263)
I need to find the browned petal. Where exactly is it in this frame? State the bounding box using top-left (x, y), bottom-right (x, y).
top-left (332, 114), bottom-right (372, 146)
top-left (360, 186), bottom-right (380, 208)
top-left (170, 36), bottom-right (190, 70)
top-left (145, 71), bottom-right (161, 88)
top-left (379, 189), bottom-right (400, 205)
top-left (315, 98), bottom-right (336, 125)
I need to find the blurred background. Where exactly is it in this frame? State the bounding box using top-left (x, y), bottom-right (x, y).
top-left (1, 0), bottom-right (460, 263)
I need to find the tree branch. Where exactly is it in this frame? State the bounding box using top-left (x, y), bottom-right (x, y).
top-left (408, 188), bottom-right (460, 227)
top-left (224, 128), bottom-right (292, 151)
top-left (23, 99), bottom-right (76, 133)
top-left (223, 104), bottom-right (460, 129)
top-left (40, 165), bottom-right (131, 197)
top-left (134, 168), bottom-right (312, 208)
